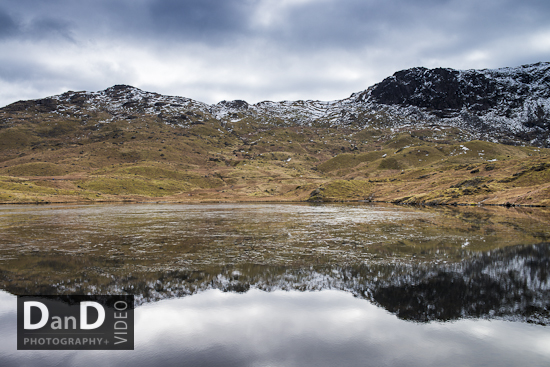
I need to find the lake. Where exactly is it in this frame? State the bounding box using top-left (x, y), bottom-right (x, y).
top-left (0, 203), bottom-right (549, 366)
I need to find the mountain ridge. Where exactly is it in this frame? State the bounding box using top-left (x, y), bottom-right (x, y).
top-left (1, 62), bottom-right (550, 205)
top-left (4, 61), bottom-right (549, 147)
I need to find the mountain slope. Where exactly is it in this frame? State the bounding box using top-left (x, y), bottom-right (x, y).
top-left (1, 63), bottom-right (550, 205)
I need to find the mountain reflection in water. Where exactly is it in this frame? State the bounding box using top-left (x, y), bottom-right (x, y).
top-left (0, 203), bottom-right (549, 324)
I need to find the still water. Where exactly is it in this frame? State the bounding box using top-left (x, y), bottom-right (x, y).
top-left (0, 203), bottom-right (549, 366)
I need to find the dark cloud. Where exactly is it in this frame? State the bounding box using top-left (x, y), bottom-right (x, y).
top-left (3, 0), bottom-right (550, 49)
top-left (0, 0), bottom-right (253, 43)
top-left (145, 0), bottom-right (251, 42)
top-left (0, 5), bottom-right (74, 42)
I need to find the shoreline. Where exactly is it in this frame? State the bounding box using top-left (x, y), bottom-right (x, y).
top-left (0, 197), bottom-right (547, 208)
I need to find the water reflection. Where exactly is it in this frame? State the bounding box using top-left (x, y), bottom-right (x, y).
top-left (1, 203), bottom-right (550, 366)
top-left (1, 289), bottom-right (549, 367)
top-left (0, 203), bottom-right (549, 324)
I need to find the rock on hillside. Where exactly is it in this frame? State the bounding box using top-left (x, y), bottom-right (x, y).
top-left (352, 62), bottom-right (550, 146)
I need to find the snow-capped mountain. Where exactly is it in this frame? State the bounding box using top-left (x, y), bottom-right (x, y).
top-left (353, 62), bottom-right (550, 146)
top-left (3, 62), bottom-right (550, 146)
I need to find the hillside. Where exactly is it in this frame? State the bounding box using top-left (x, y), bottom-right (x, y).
top-left (1, 63), bottom-right (550, 205)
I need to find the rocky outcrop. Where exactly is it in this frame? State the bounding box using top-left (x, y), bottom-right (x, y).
top-left (370, 67), bottom-right (497, 112)
top-left (367, 62), bottom-right (550, 118)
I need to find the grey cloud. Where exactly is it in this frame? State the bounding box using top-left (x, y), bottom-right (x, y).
top-left (0, 0), bottom-right (253, 44)
top-left (0, 6), bottom-right (74, 42)
top-left (145, 0), bottom-right (251, 42)
top-left (26, 17), bottom-right (75, 42)
top-left (0, 0), bottom-right (549, 107)
top-left (258, 0), bottom-right (550, 51)
top-left (0, 9), bottom-right (19, 38)
top-left (2, 0), bottom-right (550, 49)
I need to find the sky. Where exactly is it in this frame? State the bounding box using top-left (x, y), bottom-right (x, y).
top-left (0, 0), bottom-right (549, 107)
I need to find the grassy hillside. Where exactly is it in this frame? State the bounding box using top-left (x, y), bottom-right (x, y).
top-left (1, 103), bottom-right (549, 206)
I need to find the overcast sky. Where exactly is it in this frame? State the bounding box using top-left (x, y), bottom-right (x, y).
top-left (1, 0), bottom-right (549, 107)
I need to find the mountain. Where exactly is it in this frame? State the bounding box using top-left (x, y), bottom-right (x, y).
top-left (1, 62), bottom-right (550, 205)
top-left (362, 62), bottom-right (550, 146)
top-left (8, 62), bottom-right (550, 145)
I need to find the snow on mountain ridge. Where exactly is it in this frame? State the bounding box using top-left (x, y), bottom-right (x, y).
top-left (52, 84), bottom-right (212, 117)
top-left (8, 62), bottom-right (550, 146)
